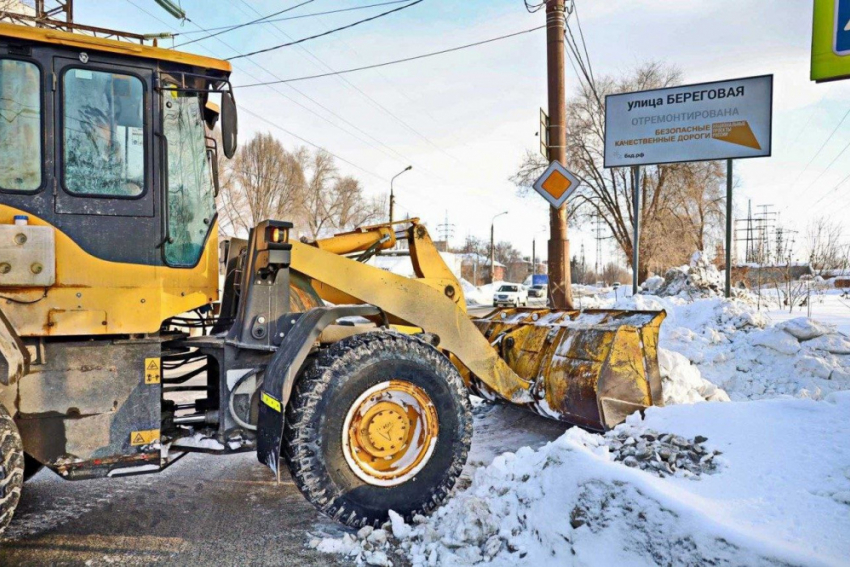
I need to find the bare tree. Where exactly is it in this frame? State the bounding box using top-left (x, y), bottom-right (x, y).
top-left (218, 132), bottom-right (306, 236)
top-left (218, 134), bottom-right (385, 239)
top-left (299, 149), bottom-right (339, 239)
top-left (332, 176), bottom-right (386, 231)
top-left (806, 216), bottom-right (845, 275)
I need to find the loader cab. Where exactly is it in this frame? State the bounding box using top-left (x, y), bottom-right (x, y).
top-left (0, 23), bottom-right (240, 481)
top-left (0, 22), bottom-right (237, 337)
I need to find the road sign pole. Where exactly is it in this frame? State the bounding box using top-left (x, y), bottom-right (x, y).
top-left (545, 0), bottom-right (574, 309)
top-left (725, 159), bottom-right (733, 298)
top-left (632, 166), bottom-right (641, 295)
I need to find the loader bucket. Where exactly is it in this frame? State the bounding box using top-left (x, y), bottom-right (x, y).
top-left (470, 309), bottom-right (666, 431)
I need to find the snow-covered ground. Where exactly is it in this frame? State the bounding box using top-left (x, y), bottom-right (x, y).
top-left (765, 288), bottom-right (850, 336)
top-left (312, 258), bottom-right (850, 566)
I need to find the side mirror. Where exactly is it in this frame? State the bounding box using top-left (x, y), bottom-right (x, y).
top-left (220, 91), bottom-right (238, 159)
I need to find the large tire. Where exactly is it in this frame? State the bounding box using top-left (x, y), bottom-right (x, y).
top-left (0, 403), bottom-right (24, 534)
top-left (283, 331), bottom-right (472, 528)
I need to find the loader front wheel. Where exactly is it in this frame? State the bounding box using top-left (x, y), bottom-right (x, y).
top-left (284, 331), bottom-right (472, 528)
top-left (0, 403), bottom-right (24, 534)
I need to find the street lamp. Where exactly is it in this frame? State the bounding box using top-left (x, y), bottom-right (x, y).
top-left (389, 166), bottom-right (412, 223)
top-left (490, 211), bottom-right (509, 283)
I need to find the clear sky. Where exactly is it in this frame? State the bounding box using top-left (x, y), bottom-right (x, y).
top-left (75, 0), bottom-right (848, 264)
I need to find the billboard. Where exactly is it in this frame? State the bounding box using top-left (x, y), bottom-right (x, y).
top-left (604, 75), bottom-right (773, 168)
top-left (812, 0), bottom-right (850, 82)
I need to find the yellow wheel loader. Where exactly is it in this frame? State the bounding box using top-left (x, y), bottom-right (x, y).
top-left (0, 22), bottom-right (665, 532)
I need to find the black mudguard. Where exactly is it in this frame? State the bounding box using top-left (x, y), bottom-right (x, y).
top-left (256, 304), bottom-right (382, 478)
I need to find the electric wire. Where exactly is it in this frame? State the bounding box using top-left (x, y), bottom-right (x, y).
top-left (174, 0), bottom-right (316, 47)
top-left (182, 9), bottom-right (440, 171)
top-left (179, 13), bottom-right (412, 176)
top-left (174, 1), bottom-right (410, 36)
top-left (123, 0), bottom-right (392, 181)
top-left (233, 0), bottom-right (467, 172)
top-left (571, 1), bottom-right (595, 88)
top-left (524, 0), bottom-right (546, 13)
top-left (237, 25), bottom-right (547, 86)
top-left (226, 0), bottom-right (424, 61)
top-left (788, 107), bottom-right (850, 189)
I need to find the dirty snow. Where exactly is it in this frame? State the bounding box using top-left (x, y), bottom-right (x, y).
top-left (312, 394), bottom-right (850, 566)
top-left (310, 266), bottom-right (850, 566)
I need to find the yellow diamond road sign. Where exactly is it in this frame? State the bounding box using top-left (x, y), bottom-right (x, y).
top-left (532, 161), bottom-right (580, 208)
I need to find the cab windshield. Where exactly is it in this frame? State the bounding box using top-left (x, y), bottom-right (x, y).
top-left (499, 285), bottom-right (519, 292)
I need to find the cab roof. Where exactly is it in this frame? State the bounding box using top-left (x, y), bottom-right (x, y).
top-left (0, 22), bottom-right (231, 73)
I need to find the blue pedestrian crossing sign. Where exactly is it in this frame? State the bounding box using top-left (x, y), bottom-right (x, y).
top-left (836, 0), bottom-right (850, 54)
top-left (812, 0), bottom-right (850, 81)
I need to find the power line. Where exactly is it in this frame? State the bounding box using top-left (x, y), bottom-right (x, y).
top-left (174, 1), bottom-right (407, 37)
top-left (232, 0), bottom-right (459, 175)
top-left (177, 14), bottom-right (425, 174)
top-left (182, 6), bottom-right (476, 198)
top-left (571, 1), bottom-right (595, 88)
top-left (240, 106), bottom-right (388, 182)
top-left (175, 0), bottom-right (316, 47)
top-left (237, 25), bottom-right (546, 87)
top-left (788, 107), bottom-right (850, 188)
top-left (800, 134), bottom-right (850, 197)
top-left (123, 0), bottom-right (391, 183)
top-left (234, 0), bottom-right (464, 167)
top-left (227, 0), bottom-right (424, 61)
top-left (523, 0), bottom-right (546, 14)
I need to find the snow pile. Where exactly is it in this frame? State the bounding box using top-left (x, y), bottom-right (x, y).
top-left (640, 274), bottom-right (664, 293)
top-left (461, 278), bottom-right (491, 307)
top-left (653, 251), bottom-right (728, 299)
top-left (658, 348), bottom-right (730, 404)
top-left (310, 393), bottom-right (850, 566)
top-left (607, 292), bottom-right (850, 401)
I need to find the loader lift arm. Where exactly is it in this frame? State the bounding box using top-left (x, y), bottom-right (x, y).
top-left (294, 220), bottom-right (532, 404)
top-left (288, 219), bottom-right (664, 431)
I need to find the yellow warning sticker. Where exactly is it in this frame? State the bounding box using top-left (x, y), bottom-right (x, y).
top-left (130, 429), bottom-right (160, 446)
top-left (261, 392), bottom-right (282, 413)
top-left (144, 357), bottom-right (161, 384)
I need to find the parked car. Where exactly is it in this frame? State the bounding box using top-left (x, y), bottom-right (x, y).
top-left (528, 284), bottom-right (547, 298)
top-left (493, 284), bottom-right (528, 307)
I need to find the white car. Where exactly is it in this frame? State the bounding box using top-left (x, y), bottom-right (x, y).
top-left (493, 284), bottom-right (528, 307)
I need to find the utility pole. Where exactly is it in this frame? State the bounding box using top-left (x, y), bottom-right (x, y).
top-left (532, 239), bottom-right (536, 276)
top-left (725, 159), bottom-right (733, 298)
top-left (490, 211), bottom-right (508, 283)
top-left (545, 0), bottom-right (574, 309)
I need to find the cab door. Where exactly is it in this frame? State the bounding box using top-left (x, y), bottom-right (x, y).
top-left (53, 55), bottom-right (154, 218)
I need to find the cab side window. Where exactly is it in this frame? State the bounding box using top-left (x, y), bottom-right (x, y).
top-left (162, 91), bottom-right (215, 267)
top-left (63, 68), bottom-right (145, 197)
top-left (0, 59), bottom-right (42, 192)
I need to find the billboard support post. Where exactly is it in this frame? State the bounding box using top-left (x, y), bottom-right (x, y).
top-left (725, 159), bottom-right (733, 298)
top-left (632, 166), bottom-right (641, 295)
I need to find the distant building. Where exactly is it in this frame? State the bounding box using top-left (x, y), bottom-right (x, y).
top-left (730, 264), bottom-right (813, 288)
top-left (457, 253), bottom-right (505, 285)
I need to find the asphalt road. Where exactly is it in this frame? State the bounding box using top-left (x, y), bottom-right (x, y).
top-left (0, 403), bottom-right (567, 567)
top-left (0, 452), bottom-right (355, 566)
top-left (0, 302), bottom-right (564, 566)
